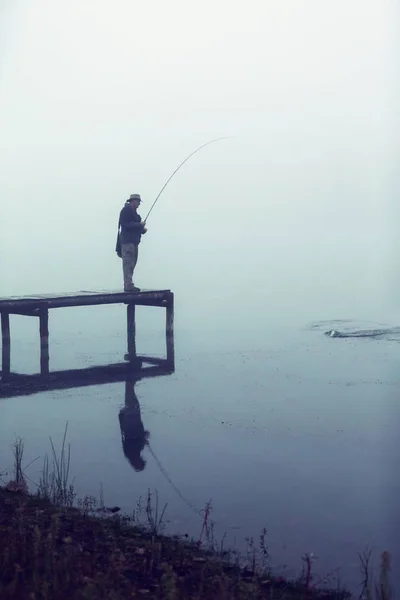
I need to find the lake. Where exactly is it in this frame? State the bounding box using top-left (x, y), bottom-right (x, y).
top-left (0, 294), bottom-right (399, 594)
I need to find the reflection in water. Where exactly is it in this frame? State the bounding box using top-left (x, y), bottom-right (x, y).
top-left (119, 377), bottom-right (150, 472)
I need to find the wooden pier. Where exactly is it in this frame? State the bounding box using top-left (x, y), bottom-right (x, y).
top-left (0, 289), bottom-right (174, 382)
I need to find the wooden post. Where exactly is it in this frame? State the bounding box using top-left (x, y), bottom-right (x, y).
top-left (166, 293), bottom-right (174, 365)
top-left (39, 309), bottom-right (49, 376)
top-left (1, 311), bottom-right (11, 378)
top-left (127, 304), bottom-right (136, 359)
top-left (166, 293), bottom-right (174, 336)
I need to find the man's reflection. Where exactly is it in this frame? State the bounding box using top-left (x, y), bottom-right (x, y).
top-left (118, 376), bottom-right (150, 472)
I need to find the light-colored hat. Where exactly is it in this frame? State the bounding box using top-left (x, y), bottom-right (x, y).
top-left (127, 193), bottom-right (142, 202)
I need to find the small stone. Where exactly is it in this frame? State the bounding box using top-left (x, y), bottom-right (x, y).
top-left (63, 536), bottom-right (72, 544)
top-left (5, 480), bottom-right (28, 494)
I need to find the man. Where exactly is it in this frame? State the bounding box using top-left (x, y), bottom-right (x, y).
top-left (116, 193), bottom-right (147, 292)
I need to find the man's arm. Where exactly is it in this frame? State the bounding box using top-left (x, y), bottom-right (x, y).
top-left (119, 208), bottom-right (145, 231)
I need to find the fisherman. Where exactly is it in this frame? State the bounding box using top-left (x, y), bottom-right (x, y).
top-left (116, 194), bottom-right (147, 292)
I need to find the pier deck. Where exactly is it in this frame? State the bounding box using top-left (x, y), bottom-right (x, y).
top-left (0, 289), bottom-right (172, 311)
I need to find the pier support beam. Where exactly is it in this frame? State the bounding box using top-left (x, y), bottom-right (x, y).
top-left (39, 309), bottom-right (49, 375)
top-left (166, 293), bottom-right (174, 336)
top-left (1, 311), bottom-right (11, 378)
top-left (166, 293), bottom-right (174, 364)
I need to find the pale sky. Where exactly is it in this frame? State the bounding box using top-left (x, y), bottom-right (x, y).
top-left (0, 0), bottom-right (397, 316)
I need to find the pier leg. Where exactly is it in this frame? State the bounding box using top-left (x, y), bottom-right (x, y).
top-left (166, 293), bottom-right (174, 365)
top-left (166, 293), bottom-right (174, 336)
top-left (1, 311), bottom-right (11, 378)
top-left (127, 304), bottom-right (136, 359)
top-left (39, 309), bottom-right (49, 376)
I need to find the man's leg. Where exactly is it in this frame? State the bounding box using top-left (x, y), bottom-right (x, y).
top-left (131, 245), bottom-right (140, 289)
top-left (121, 244), bottom-right (135, 290)
top-left (121, 244), bottom-right (140, 291)
top-left (133, 245), bottom-right (138, 272)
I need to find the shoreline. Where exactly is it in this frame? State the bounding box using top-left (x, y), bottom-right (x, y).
top-left (0, 483), bottom-right (353, 600)
top-left (0, 433), bottom-right (392, 599)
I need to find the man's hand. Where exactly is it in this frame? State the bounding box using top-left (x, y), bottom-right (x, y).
top-left (143, 227), bottom-right (148, 233)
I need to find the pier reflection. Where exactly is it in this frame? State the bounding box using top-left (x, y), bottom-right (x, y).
top-left (0, 342), bottom-right (175, 473)
top-left (0, 325), bottom-right (175, 475)
top-left (0, 357), bottom-right (174, 399)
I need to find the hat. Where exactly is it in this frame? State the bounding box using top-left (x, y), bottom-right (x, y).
top-left (127, 194), bottom-right (142, 202)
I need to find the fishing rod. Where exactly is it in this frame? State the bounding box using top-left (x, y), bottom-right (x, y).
top-left (143, 136), bottom-right (233, 223)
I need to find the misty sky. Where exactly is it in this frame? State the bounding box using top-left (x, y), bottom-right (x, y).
top-left (0, 0), bottom-right (397, 320)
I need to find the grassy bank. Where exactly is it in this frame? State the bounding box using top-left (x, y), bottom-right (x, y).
top-left (0, 429), bottom-right (393, 600)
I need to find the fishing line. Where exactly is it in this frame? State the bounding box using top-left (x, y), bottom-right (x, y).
top-left (142, 138), bottom-right (235, 521)
top-left (147, 442), bottom-right (234, 534)
top-left (147, 442), bottom-right (204, 518)
top-left (143, 136), bottom-right (233, 222)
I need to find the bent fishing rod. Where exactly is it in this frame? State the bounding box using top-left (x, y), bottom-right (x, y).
top-left (143, 136), bottom-right (233, 223)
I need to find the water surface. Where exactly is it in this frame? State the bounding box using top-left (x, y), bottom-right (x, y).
top-left (0, 303), bottom-right (399, 592)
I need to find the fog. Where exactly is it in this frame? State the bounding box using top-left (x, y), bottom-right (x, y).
top-left (1, 4), bottom-right (400, 587)
top-left (0, 0), bottom-right (397, 322)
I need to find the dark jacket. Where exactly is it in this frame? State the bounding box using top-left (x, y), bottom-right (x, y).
top-left (117, 203), bottom-right (146, 250)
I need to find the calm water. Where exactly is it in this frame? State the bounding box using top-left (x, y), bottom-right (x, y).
top-left (0, 299), bottom-right (399, 593)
